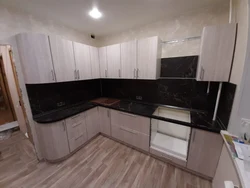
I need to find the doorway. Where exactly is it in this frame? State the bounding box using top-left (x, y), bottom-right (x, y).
top-left (0, 56), bottom-right (16, 125)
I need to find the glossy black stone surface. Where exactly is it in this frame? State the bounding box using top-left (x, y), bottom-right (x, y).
top-left (26, 79), bottom-right (101, 116)
top-left (161, 56), bottom-right (198, 78)
top-left (34, 99), bottom-right (223, 133)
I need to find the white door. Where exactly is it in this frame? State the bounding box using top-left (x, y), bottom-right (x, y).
top-left (86, 107), bottom-right (100, 140)
top-left (49, 35), bottom-right (76, 82)
top-left (107, 44), bottom-right (121, 78)
top-left (121, 40), bottom-right (137, 79)
top-left (99, 47), bottom-right (108, 78)
top-left (16, 33), bottom-right (55, 84)
top-left (137, 36), bottom-right (161, 79)
top-left (73, 42), bottom-right (92, 80)
top-left (89, 46), bottom-right (100, 79)
top-left (99, 107), bottom-right (111, 136)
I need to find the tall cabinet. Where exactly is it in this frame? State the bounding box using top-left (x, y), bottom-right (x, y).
top-left (107, 44), bottom-right (121, 78)
top-left (99, 47), bottom-right (108, 78)
top-left (73, 42), bottom-right (92, 80)
top-left (16, 33), bottom-right (55, 84)
top-left (121, 40), bottom-right (137, 79)
top-left (196, 23), bottom-right (237, 81)
top-left (137, 36), bottom-right (162, 79)
top-left (90, 46), bottom-right (100, 79)
top-left (49, 35), bottom-right (76, 82)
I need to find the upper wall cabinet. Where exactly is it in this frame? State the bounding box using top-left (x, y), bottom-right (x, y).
top-left (196, 23), bottom-right (237, 82)
top-left (107, 44), bottom-right (121, 78)
top-left (121, 40), bottom-right (137, 79)
top-left (49, 35), bottom-right (76, 82)
top-left (16, 33), bottom-right (55, 84)
top-left (89, 46), bottom-right (100, 79)
top-left (137, 36), bottom-right (162, 80)
top-left (99, 47), bottom-right (108, 78)
top-left (73, 42), bottom-right (92, 80)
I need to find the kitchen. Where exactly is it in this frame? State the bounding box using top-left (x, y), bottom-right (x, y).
top-left (0, 0), bottom-right (249, 188)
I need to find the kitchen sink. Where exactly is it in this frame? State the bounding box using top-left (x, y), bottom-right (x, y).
top-left (91, 98), bottom-right (120, 106)
top-left (153, 106), bottom-right (191, 123)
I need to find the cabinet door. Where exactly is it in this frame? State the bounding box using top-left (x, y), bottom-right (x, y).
top-left (73, 42), bottom-right (92, 80)
top-left (121, 40), bottom-right (137, 79)
top-left (99, 47), bottom-right (108, 78)
top-left (86, 107), bottom-right (100, 140)
top-left (187, 129), bottom-right (223, 178)
top-left (107, 44), bottom-right (121, 78)
top-left (37, 121), bottom-right (70, 161)
top-left (16, 33), bottom-right (55, 84)
top-left (197, 23), bottom-right (236, 81)
top-left (66, 113), bottom-right (88, 152)
top-left (99, 107), bottom-right (111, 136)
top-left (137, 36), bottom-right (161, 79)
top-left (49, 35), bottom-right (76, 82)
top-left (90, 46), bottom-right (100, 79)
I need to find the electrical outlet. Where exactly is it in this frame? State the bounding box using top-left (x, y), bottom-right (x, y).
top-left (57, 102), bottom-right (66, 107)
top-left (136, 96), bottom-right (142, 100)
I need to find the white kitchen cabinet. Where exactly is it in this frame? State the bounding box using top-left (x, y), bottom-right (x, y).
top-left (89, 46), bottom-right (100, 79)
top-left (107, 44), bottom-right (121, 78)
top-left (37, 121), bottom-right (70, 161)
top-left (197, 23), bottom-right (237, 81)
top-left (73, 42), bottom-right (92, 80)
top-left (98, 107), bottom-right (111, 136)
top-left (65, 113), bottom-right (88, 152)
top-left (121, 40), bottom-right (137, 79)
top-left (110, 110), bottom-right (150, 151)
top-left (137, 36), bottom-right (162, 80)
top-left (86, 107), bottom-right (100, 140)
top-left (212, 144), bottom-right (241, 188)
top-left (187, 128), bottom-right (223, 178)
top-left (99, 47), bottom-right (108, 78)
top-left (49, 35), bottom-right (76, 82)
top-left (16, 33), bottom-right (55, 84)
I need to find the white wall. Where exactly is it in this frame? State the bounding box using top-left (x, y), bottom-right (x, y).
top-left (97, 5), bottom-right (229, 58)
top-left (227, 0), bottom-right (249, 136)
top-left (0, 6), bottom-right (97, 46)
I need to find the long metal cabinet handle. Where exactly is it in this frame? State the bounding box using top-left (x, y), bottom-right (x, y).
top-left (137, 69), bottom-right (139, 78)
top-left (51, 70), bottom-right (54, 81)
top-left (200, 67), bottom-right (205, 80)
top-left (62, 121), bottom-right (66, 131)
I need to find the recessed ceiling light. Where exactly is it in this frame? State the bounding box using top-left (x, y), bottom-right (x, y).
top-left (89, 7), bottom-right (102, 19)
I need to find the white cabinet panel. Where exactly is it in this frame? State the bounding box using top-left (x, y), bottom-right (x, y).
top-left (99, 47), bottom-right (108, 78)
top-left (187, 129), bottom-right (223, 178)
top-left (16, 33), bottom-right (55, 84)
top-left (90, 46), bottom-right (100, 79)
top-left (137, 36), bottom-right (161, 80)
top-left (107, 44), bottom-right (121, 78)
top-left (197, 23), bottom-right (237, 81)
top-left (49, 35), bottom-right (76, 82)
top-left (37, 121), bottom-right (70, 161)
top-left (86, 107), bottom-right (100, 140)
top-left (73, 42), bottom-right (92, 80)
top-left (121, 40), bottom-right (137, 79)
top-left (99, 107), bottom-right (111, 136)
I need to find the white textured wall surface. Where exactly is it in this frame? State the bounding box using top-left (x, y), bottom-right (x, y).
top-left (228, 0), bottom-right (249, 136)
top-left (0, 6), bottom-right (97, 46)
top-left (97, 5), bottom-right (229, 58)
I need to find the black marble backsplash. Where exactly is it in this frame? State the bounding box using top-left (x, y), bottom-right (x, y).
top-left (101, 79), bottom-right (219, 112)
top-left (161, 56), bottom-right (198, 78)
top-left (26, 79), bottom-right (101, 116)
top-left (217, 82), bottom-right (236, 128)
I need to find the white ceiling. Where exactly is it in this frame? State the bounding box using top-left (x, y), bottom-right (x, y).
top-left (0, 0), bottom-right (228, 37)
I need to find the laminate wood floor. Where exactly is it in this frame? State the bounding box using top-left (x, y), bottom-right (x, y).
top-left (0, 131), bottom-right (212, 188)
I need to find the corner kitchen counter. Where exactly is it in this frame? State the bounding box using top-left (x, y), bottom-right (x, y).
top-left (33, 98), bottom-right (225, 133)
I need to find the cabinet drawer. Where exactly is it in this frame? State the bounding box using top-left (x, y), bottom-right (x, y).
top-left (150, 147), bottom-right (187, 167)
top-left (68, 131), bottom-right (87, 152)
top-left (66, 120), bottom-right (87, 140)
top-left (111, 110), bottom-right (150, 135)
top-left (66, 112), bottom-right (85, 126)
top-left (111, 124), bottom-right (149, 152)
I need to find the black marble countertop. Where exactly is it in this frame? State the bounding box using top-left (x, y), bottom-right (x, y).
top-left (34, 99), bottom-right (225, 133)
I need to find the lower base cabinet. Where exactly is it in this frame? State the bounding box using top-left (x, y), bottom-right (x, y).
top-left (86, 107), bottom-right (100, 140)
top-left (110, 110), bottom-right (150, 152)
top-left (98, 107), bottom-right (111, 136)
top-left (37, 120), bottom-right (70, 161)
top-left (187, 128), bottom-right (223, 178)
